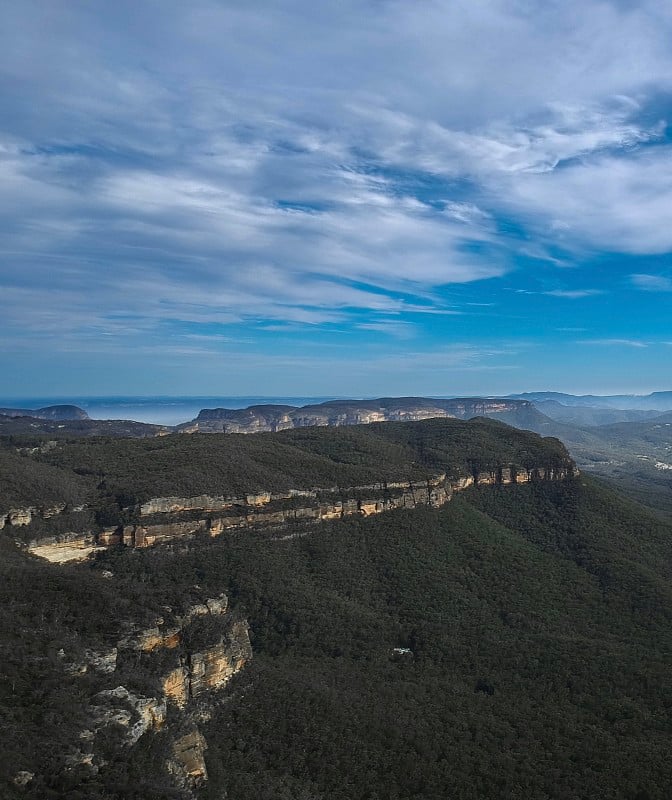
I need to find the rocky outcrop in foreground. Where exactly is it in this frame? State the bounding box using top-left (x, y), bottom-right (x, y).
top-left (59, 594), bottom-right (251, 795)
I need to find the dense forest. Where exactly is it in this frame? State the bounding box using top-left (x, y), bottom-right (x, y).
top-left (1, 421), bottom-right (671, 798)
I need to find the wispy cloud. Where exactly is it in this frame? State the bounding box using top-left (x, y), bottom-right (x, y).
top-left (505, 147), bottom-right (672, 254)
top-left (544, 289), bottom-right (602, 298)
top-left (513, 289), bottom-right (601, 298)
top-left (631, 273), bottom-right (672, 291)
top-left (577, 339), bottom-right (648, 348)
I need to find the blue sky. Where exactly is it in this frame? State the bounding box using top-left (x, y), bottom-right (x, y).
top-left (2, 0), bottom-right (672, 397)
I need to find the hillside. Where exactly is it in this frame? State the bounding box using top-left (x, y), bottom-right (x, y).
top-left (2, 421), bottom-right (672, 797)
top-left (0, 414), bottom-right (169, 438)
top-left (532, 400), bottom-right (662, 427)
top-left (197, 477), bottom-right (672, 800)
top-left (503, 412), bottom-right (672, 519)
top-left (0, 397), bottom-right (538, 439)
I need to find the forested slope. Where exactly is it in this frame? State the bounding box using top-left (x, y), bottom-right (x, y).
top-left (1, 421), bottom-right (670, 799)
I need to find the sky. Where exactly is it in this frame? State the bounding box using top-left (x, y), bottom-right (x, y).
top-left (2, 0), bottom-right (672, 398)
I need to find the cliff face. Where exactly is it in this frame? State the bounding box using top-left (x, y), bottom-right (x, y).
top-left (24, 464), bottom-right (577, 563)
top-left (62, 594), bottom-right (251, 795)
top-left (0, 418), bottom-right (584, 799)
top-left (163, 619), bottom-right (253, 703)
top-left (182, 397), bottom-right (535, 434)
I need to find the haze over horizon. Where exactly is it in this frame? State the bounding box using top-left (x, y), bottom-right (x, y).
top-left (3, 1), bottom-right (671, 396)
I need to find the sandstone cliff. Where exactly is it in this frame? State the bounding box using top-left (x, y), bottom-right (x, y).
top-left (59, 593), bottom-right (251, 795)
top-left (24, 464), bottom-right (577, 563)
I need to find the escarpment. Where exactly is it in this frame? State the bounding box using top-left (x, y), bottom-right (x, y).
top-left (180, 396), bottom-right (539, 434)
top-left (23, 464), bottom-right (577, 563)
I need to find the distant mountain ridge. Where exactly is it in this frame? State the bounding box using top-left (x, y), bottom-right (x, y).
top-left (0, 404), bottom-right (89, 420)
top-left (510, 391), bottom-right (672, 411)
top-left (180, 397), bottom-right (538, 433)
top-left (531, 399), bottom-right (663, 427)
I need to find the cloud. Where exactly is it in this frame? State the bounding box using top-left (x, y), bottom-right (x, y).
top-left (543, 290), bottom-right (602, 298)
top-left (513, 288), bottom-right (601, 298)
top-left (355, 320), bottom-right (416, 339)
top-left (357, 99), bottom-right (660, 180)
top-left (505, 146), bottom-right (672, 254)
top-left (631, 273), bottom-right (672, 291)
top-left (0, 142), bottom-right (505, 339)
top-left (1, 0), bottom-right (672, 354)
top-left (577, 339), bottom-right (648, 348)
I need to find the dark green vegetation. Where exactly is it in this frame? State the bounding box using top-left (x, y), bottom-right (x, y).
top-left (0, 532), bottom-right (219, 800)
top-left (3, 393), bottom-right (670, 525)
top-left (0, 447), bottom-right (91, 510)
top-left (3, 474), bottom-right (672, 798)
top-left (2, 420), bottom-right (672, 799)
top-left (198, 478), bottom-right (672, 800)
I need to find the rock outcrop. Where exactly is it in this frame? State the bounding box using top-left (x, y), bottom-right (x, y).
top-left (1, 501), bottom-right (78, 531)
top-left (170, 729), bottom-right (209, 786)
top-left (189, 620), bottom-right (252, 697)
top-left (56, 594), bottom-right (250, 796)
top-left (27, 532), bottom-right (100, 563)
top-left (93, 686), bottom-right (167, 744)
top-left (160, 628), bottom-right (253, 707)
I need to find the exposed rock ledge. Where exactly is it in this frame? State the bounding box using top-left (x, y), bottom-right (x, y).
top-left (66, 594), bottom-right (250, 793)
top-left (0, 501), bottom-right (74, 530)
top-left (25, 465), bottom-right (577, 564)
top-left (28, 531), bottom-right (101, 563)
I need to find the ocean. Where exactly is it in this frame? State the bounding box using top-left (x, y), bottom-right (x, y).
top-left (0, 397), bottom-right (344, 427)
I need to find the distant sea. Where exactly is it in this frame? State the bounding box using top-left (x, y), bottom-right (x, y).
top-left (0, 397), bottom-right (344, 427)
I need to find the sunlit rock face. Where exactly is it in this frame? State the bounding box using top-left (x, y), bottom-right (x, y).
top-left (188, 620), bottom-right (253, 697)
top-left (163, 666), bottom-right (190, 708)
top-left (26, 533), bottom-right (99, 563)
top-left (171, 729), bottom-right (209, 785)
